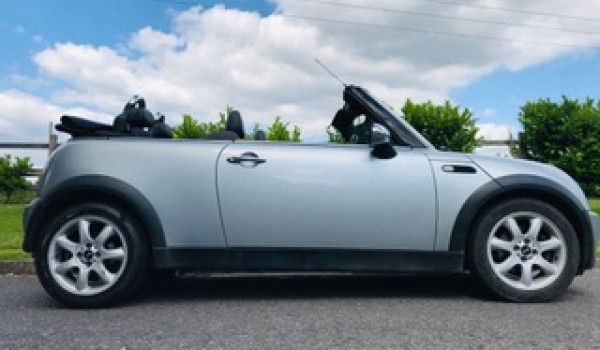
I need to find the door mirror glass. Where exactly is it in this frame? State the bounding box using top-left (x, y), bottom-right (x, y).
top-left (371, 124), bottom-right (390, 146)
top-left (370, 124), bottom-right (397, 159)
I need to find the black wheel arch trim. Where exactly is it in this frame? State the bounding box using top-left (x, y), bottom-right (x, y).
top-left (449, 174), bottom-right (595, 273)
top-left (22, 175), bottom-right (166, 252)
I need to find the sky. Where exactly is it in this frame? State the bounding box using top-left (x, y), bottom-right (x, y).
top-left (2, 0), bottom-right (600, 164)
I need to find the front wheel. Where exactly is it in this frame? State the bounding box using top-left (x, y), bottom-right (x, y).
top-left (35, 203), bottom-right (149, 308)
top-left (469, 198), bottom-right (579, 302)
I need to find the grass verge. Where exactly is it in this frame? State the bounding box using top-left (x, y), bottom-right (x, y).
top-left (590, 198), bottom-right (600, 215)
top-left (1, 199), bottom-right (599, 261)
top-left (0, 205), bottom-right (30, 260)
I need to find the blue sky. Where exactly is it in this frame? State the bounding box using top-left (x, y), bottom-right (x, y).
top-left (453, 50), bottom-right (600, 132)
top-left (2, 0), bottom-right (600, 154)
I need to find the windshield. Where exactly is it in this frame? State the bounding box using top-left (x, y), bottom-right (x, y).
top-left (362, 89), bottom-right (434, 149)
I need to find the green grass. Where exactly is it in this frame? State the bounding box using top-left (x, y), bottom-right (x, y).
top-left (0, 249), bottom-right (29, 260)
top-left (590, 198), bottom-right (600, 215)
top-left (0, 205), bottom-right (30, 260)
top-left (0, 199), bottom-right (599, 261)
top-left (0, 190), bottom-right (36, 205)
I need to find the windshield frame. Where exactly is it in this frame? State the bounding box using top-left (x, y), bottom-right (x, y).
top-left (343, 85), bottom-right (434, 149)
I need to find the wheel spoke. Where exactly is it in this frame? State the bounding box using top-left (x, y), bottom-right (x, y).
top-left (525, 217), bottom-right (543, 240)
top-left (101, 247), bottom-right (125, 261)
top-left (534, 256), bottom-right (557, 275)
top-left (94, 226), bottom-right (114, 247)
top-left (53, 258), bottom-right (79, 275)
top-left (76, 266), bottom-right (91, 291)
top-left (91, 263), bottom-right (116, 284)
top-left (520, 262), bottom-right (533, 287)
top-left (503, 217), bottom-right (522, 239)
top-left (494, 255), bottom-right (519, 275)
top-left (55, 235), bottom-right (79, 254)
top-left (490, 237), bottom-right (513, 252)
top-left (78, 219), bottom-right (93, 244)
top-left (538, 237), bottom-right (563, 252)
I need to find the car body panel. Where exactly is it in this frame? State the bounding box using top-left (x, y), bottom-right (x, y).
top-left (40, 138), bottom-right (228, 247)
top-left (468, 154), bottom-right (589, 210)
top-left (427, 158), bottom-right (493, 251)
top-left (218, 142), bottom-right (437, 250)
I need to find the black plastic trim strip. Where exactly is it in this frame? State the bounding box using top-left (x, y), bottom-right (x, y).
top-left (153, 247), bottom-right (464, 273)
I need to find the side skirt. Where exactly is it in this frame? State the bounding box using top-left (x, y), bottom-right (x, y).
top-left (153, 248), bottom-right (465, 273)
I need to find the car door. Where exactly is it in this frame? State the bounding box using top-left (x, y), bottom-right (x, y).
top-left (217, 142), bottom-right (436, 250)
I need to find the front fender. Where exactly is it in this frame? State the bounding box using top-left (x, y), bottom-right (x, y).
top-left (449, 175), bottom-right (595, 273)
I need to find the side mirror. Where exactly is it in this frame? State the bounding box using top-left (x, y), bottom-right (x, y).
top-left (370, 124), bottom-right (397, 159)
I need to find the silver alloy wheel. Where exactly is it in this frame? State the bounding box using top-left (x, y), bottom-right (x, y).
top-left (47, 215), bottom-right (128, 296)
top-left (487, 211), bottom-right (567, 291)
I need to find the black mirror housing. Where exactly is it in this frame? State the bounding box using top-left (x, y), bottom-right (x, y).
top-left (370, 123), bottom-right (397, 159)
top-left (371, 142), bottom-right (397, 159)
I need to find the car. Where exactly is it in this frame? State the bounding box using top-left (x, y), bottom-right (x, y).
top-left (23, 85), bottom-right (599, 308)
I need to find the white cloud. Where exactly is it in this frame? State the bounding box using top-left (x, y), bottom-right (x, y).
top-left (481, 108), bottom-right (497, 117)
top-left (477, 122), bottom-right (517, 140)
top-left (0, 89), bottom-right (111, 142)
top-left (2, 1), bottom-right (600, 144)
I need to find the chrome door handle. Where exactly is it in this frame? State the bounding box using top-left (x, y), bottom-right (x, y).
top-left (227, 152), bottom-right (267, 164)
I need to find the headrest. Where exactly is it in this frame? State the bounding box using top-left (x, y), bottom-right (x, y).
top-left (226, 110), bottom-right (245, 139)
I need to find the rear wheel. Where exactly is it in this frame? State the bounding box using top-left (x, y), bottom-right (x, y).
top-left (35, 202), bottom-right (149, 308)
top-left (469, 198), bottom-right (579, 302)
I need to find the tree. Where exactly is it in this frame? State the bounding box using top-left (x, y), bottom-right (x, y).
top-left (0, 154), bottom-right (32, 204)
top-left (402, 100), bottom-right (479, 152)
top-left (326, 125), bottom-right (344, 143)
top-left (172, 108), bottom-right (228, 139)
top-left (516, 96), bottom-right (600, 196)
top-left (173, 109), bottom-right (302, 142)
top-left (266, 116), bottom-right (301, 142)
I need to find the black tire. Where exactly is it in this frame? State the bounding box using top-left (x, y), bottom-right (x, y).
top-left (469, 198), bottom-right (579, 302)
top-left (35, 202), bottom-right (149, 308)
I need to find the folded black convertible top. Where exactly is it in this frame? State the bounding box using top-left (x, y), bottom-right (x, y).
top-left (55, 97), bottom-right (172, 139)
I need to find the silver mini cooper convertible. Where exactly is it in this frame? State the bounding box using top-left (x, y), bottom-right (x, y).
top-left (23, 85), bottom-right (599, 307)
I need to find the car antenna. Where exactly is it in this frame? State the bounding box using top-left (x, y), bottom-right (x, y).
top-left (315, 58), bottom-right (347, 87)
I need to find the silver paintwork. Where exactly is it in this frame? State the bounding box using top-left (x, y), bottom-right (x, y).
top-left (38, 137), bottom-right (597, 252)
top-left (48, 215), bottom-right (127, 296)
top-left (468, 155), bottom-right (589, 210)
top-left (427, 156), bottom-right (492, 251)
top-left (487, 211), bottom-right (566, 291)
top-left (43, 139), bottom-right (228, 247)
top-left (35, 111), bottom-right (600, 264)
top-left (218, 143), bottom-right (436, 249)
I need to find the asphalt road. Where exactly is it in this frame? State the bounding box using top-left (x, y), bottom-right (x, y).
top-left (1, 271), bottom-right (599, 350)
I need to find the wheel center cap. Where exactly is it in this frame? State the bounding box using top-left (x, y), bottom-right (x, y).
top-left (521, 246), bottom-right (531, 255)
top-left (78, 247), bottom-right (97, 264)
top-left (83, 250), bottom-right (94, 260)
